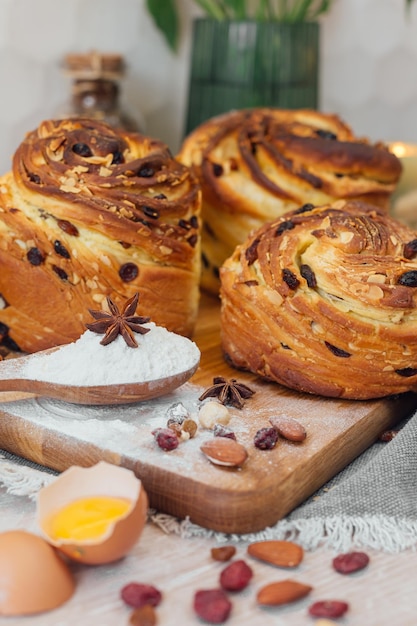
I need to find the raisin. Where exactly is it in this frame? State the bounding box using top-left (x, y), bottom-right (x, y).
top-left (212, 163), bottom-right (223, 177)
top-left (138, 166), bottom-right (155, 177)
top-left (72, 142), bottom-right (92, 157)
top-left (52, 265), bottom-right (68, 281)
top-left (1, 335), bottom-right (21, 352)
top-left (28, 172), bottom-right (41, 184)
top-left (27, 247), bottom-right (45, 266)
top-left (152, 428), bottom-right (179, 451)
top-left (154, 193), bottom-right (167, 200)
top-left (404, 239), bottom-right (417, 259)
top-left (178, 218), bottom-right (191, 230)
top-left (275, 220), bottom-right (295, 236)
top-left (220, 559), bottom-right (253, 592)
top-left (294, 203), bottom-right (315, 214)
top-left (193, 589), bottom-right (232, 624)
top-left (111, 150), bottom-right (124, 164)
top-left (397, 270), bottom-right (417, 286)
top-left (316, 129), bottom-right (337, 140)
top-left (308, 600), bottom-right (349, 618)
top-left (58, 220), bottom-right (79, 236)
top-left (187, 234), bottom-right (198, 247)
top-left (121, 582), bottom-right (162, 608)
top-left (119, 263), bottom-right (138, 282)
top-left (300, 264), bottom-right (317, 288)
top-left (332, 551), bottom-right (369, 574)
top-left (211, 546), bottom-right (236, 562)
top-left (201, 252), bottom-right (210, 269)
top-left (142, 206), bottom-right (159, 219)
top-left (0, 322), bottom-right (9, 339)
top-left (54, 240), bottom-right (70, 259)
top-left (282, 268), bottom-right (300, 290)
top-left (189, 215), bottom-right (198, 229)
top-left (254, 427), bottom-right (279, 450)
top-left (325, 342), bottom-right (351, 358)
top-left (395, 367), bottom-right (417, 377)
top-left (245, 238), bottom-right (260, 265)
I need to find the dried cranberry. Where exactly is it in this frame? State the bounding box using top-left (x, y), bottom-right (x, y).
top-left (282, 268), bottom-right (300, 290)
top-left (119, 263), bottom-right (139, 282)
top-left (308, 600), bottom-right (349, 618)
top-left (332, 551), bottom-right (370, 574)
top-left (72, 142), bottom-right (92, 157)
top-left (193, 589), bottom-right (232, 624)
top-left (220, 559), bottom-right (253, 592)
top-left (152, 428), bottom-right (179, 451)
top-left (54, 240), bottom-right (70, 259)
top-left (325, 342), bottom-right (351, 358)
top-left (27, 247), bottom-right (45, 266)
top-left (254, 427), bottom-right (279, 450)
top-left (213, 424), bottom-right (236, 440)
top-left (397, 270), bottom-right (417, 287)
top-left (58, 220), bottom-right (79, 237)
top-left (121, 582), bottom-right (162, 608)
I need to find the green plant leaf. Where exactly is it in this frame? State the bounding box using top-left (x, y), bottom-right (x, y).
top-left (193, 0), bottom-right (228, 19)
top-left (146, 0), bottom-right (179, 51)
top-left (222, 0), bottom-right (247, 19)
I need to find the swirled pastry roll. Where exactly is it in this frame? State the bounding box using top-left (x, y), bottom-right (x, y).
top-left (0, 118), bottom-right (201, 353)
top-left (178, 108), bottom-right (402, 293)
top-left (220, 200), bottom-right (417, 400)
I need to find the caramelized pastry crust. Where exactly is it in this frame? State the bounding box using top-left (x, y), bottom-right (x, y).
top-left (220, 200), bottom-right (417, 400)
top-left (0, 119), bottom-right (201, 353)
top-left (179, 108), bottom-right (402, 293)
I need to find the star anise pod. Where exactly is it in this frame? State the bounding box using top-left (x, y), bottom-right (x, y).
top-left (198, 376), bottom-right (255, 409)
top-left (85, 292), bottom-right (150, 348)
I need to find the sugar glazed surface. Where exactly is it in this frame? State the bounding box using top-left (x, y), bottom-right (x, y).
top-left (22, 324), bottom-right (200, 386)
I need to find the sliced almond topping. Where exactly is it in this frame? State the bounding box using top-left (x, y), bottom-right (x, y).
top-left (257, 579), bottom-right (312, 606)
top-left (248, 540), bottom-right (304, 567)
top-left (200, 438), bottom-right (248, 468)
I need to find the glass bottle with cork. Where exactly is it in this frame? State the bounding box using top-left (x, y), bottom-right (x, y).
top-left (59, 50), bottom-right (143, 132)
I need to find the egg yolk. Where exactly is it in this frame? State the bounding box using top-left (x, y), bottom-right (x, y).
top-left (45, 496), bottom-right (132, 541)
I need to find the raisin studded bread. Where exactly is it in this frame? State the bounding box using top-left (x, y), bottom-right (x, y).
top-left (0, 118), bottom-right (201, 353)
top-left (220, 200), bottom-right (417, 400)
top-left (178, 108), bottom-right (402, 294)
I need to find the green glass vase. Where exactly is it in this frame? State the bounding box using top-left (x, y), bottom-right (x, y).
top-left (184, 19), bottom-right (319, 135)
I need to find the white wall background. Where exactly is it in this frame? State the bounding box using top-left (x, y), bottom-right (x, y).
top-left (0, 0), bottom-right (416, 174)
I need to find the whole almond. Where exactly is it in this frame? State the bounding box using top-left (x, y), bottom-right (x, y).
top-left (200, 437), bottom-right (248, 467)
top-left (269, 415), bottom-right (307, 442)
top-left (248, 540), bottom-right (303, 567)
top-left (257, 579), bottom-right (312, 606)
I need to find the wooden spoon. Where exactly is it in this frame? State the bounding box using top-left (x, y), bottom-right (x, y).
top-left (0, 349), bottom-right (200, 405)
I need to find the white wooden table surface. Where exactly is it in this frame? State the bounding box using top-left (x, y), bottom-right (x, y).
top-left (0, 485), bottom-right (416, 626)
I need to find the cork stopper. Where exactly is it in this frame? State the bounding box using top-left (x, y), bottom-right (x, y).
top-left (63, 51), bottom-right (125, 81)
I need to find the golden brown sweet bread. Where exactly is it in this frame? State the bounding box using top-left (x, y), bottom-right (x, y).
top-left (220, 199), bottom-right (417, 400)
top-left (0, 118), bottom-right (201, 353)
top-left (178, 108), bottom-right (402, 294)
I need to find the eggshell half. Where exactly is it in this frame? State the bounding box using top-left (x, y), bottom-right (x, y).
top-left (0, 530), bottom-right (75, 616)
top-left (36, 461), bottom-right (148, 565)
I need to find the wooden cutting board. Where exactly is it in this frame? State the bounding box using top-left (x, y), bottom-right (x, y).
top-left (0, 293), bottom-right (415, 534)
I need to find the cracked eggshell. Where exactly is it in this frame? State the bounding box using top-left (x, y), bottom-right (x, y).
top-left (0, 530), bottom-right (75, 616)
top-left (36, 461), bottom-right (148, 565)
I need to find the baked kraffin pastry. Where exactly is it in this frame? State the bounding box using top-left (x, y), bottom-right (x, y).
top-left (0, 118), bottom-right (201, 353)
top-left (178, 108), bottom-right (402, 293)
top-left (220, 200), bottom-right (417, 400)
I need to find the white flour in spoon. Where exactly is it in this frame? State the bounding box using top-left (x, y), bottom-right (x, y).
top-left (22, 323), bottom-right (201, 386)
